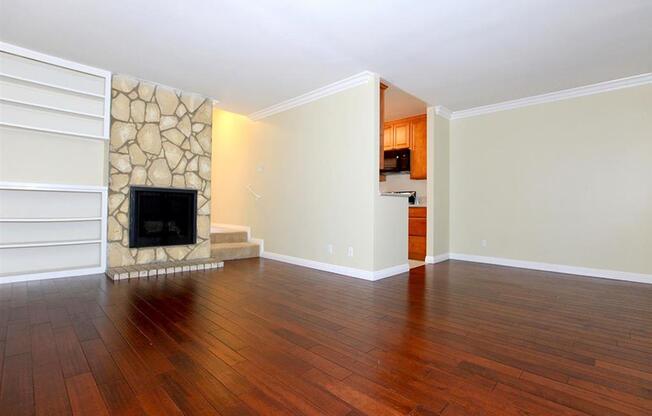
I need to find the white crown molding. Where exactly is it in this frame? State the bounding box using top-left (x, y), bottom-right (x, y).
top-left (449, 73), bottom-right (652, 120)
top-left (448, 253), bottom-right (652, 285)
top-left (261, 251), bottom-right (408, 281)
top-left (248, 71), bottom-right (375, 120)
top-left (434, 105), bottom-right (452, 120)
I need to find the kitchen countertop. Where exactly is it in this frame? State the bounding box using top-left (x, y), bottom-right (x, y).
top-left (380, 192), bottom-right (412, 198)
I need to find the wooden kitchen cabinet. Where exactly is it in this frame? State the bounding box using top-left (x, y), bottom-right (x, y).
top-left (392, 121), bottom-right (410, 149)
top-left (409, 206), bottom-right (427, 260)
top-left (410, 115), bottom-right (427, 179)
top-left (383, 114), bottom-right (427, 179)
top-left (383, 125), bottom-right (393, 151)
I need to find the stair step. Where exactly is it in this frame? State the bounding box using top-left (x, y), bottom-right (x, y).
top-left (211, 241), bottom-right (260, 261)
top-left (210, 230), bottom-right (248, 244)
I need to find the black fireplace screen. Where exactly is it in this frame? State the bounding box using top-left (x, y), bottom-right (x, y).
top-left (129, 186), bottom-right (197, 248)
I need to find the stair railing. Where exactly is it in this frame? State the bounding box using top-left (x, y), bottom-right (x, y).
top-left (246, 184), bottom-right (262, 200)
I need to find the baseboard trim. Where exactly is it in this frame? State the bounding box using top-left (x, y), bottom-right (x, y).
top-left (0, 266), bottom-right (105, 284)
top-left (261, 251), bottom-right (408, 281)
top-left (448, 253), bottom-right (652, 284)
top-left (425, 253), bottom-right (450, 264)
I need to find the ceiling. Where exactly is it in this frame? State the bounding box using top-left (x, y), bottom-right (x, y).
top-left (384, 84), bottom-right (427, 122)
top-left (1, 1), bottom-right (650, 115)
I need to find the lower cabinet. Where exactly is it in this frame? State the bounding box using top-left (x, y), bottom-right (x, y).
top-left (408, 207), bottom-right (426, 260)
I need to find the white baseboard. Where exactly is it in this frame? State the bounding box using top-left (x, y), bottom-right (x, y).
top-left (261, 251), bottom-right (409, 281)
top-left (425, 253), bottom-right (450, 264)
top-left (0, 266), bottom-right (105, 285)
top-left (448, 253), bottom-right (652, 285)
top-left (211, 223), bottom-right (251, 240)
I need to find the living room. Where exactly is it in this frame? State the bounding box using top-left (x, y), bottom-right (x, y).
top-left (0, 1), bottom-right (650, 415)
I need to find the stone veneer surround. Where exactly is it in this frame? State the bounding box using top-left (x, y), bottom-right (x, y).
top-left (107, 74), bottom-right (212, 267)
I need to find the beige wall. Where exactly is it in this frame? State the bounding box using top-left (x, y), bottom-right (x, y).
top-left (212, 78), bottom-right (408, 273)
top-left (450, 84), bottom-right (652, 274)
top-left (426, 108), bottom-right (450, 259)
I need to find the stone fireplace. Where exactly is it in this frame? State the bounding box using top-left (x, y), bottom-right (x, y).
top-left (107, 74), bottom-right (215, 276)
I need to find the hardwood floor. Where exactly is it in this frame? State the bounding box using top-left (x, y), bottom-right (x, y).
top-left (0, 258), bottom-right (650, 415)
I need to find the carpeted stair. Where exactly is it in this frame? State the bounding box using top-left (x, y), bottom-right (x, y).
top-left (210, 228), bottom-right (260, 261)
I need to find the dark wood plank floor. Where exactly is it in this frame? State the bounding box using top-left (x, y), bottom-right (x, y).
top-left (0, 258), bottom-right (650, 415)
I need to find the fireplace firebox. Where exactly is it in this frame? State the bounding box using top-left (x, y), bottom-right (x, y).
top-left (129, 187), bottom-right (197, 248)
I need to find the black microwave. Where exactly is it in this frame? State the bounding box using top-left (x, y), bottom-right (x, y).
top-left (381, 149), bottom-right (410, 174)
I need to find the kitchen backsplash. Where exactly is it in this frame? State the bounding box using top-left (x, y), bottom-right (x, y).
top-left (380, 173), bottom-right (427, 204)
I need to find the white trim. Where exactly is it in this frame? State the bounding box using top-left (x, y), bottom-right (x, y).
top-left (0, 239), bottom-right (102, 249)
top-left (0, 217), bottom-right (102, 222)
top-left (0, 266), bottom-right (105, 284)
top-left (248, 71), bottom-right (375, 120)
top-left (449, 73), bottom-right (652, 119)
top-left (372, 263), bottom-right (411, 280)
top-left (425, 253), bottom-right (450, 264)
top-left (0, 42), bottom-right (111, 79)
top-left (448, 253), bottom-right (652, 285)
top-left (0, 73), bottom-right (106, 98)
top-left (0, 181), bottom-right (107, 192)
top-left (0, 122), bottom-right (108, 141)
top-left (0, 97), bottom-right (104, 119)
top-left (261, 251), bottom-right (409, 281)
top-left (99, 187), bottom-right (108, 273)
top-left (434, 105), bottom-right (452, 120)
top-left (103, 73), bottom-right (111, 138)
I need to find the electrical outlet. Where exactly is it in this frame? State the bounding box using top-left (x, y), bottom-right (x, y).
top-left (347, 247), bottom-right (354, 257)
top-left (481, 239), bottom-right (487, 247)
top-left (327, 244), bottom-right (333, 255)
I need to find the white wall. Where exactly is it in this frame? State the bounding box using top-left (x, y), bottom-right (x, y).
top-left (450, 84), bottom-right (652, 275)
top-left (212, 75), bottom-right (408, 275)
top-left (426, 108), bottom-right (450, 260)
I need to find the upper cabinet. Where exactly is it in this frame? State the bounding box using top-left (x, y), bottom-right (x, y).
top-left (392, 121), bottom-right (410, 149)
top-left (410, 115), bottom-right (427, 179)
top-left (383, 125), bottom-right (393, 150)
top-left (383, 114), bottom-right (427, 179)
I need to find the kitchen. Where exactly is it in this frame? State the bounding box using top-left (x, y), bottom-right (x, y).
top-left (379, 83), bottom-right (428, 266)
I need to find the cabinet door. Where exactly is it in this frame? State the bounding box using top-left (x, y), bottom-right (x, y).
top-left (383, 124), bottom-right (394, 150)
top-left (409, 236), bottom-right (426, 260)
top-left (393, 121), bottom-right (410, 149)
top-left (410, 115), bottom-right (427, 179)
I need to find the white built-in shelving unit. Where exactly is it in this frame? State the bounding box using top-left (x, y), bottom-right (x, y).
top-left (0, 42), bottom-right (111, 283)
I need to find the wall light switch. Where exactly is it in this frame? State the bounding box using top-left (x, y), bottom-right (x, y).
top-left (347, 247), bottom-right (354, 257)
